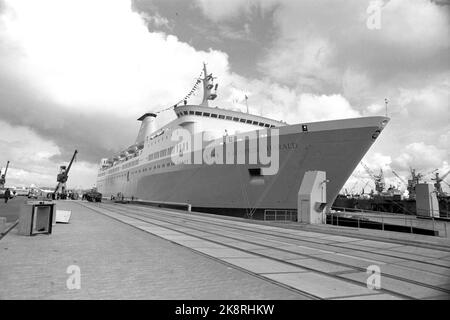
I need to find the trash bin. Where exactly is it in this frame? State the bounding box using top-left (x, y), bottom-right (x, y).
top-left (18, 200), bottom-right (55, 236)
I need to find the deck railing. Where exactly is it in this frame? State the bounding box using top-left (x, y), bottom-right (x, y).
top-left (263, 210), bottom-right (297, 222)
top-left (328, 210), bottom-right (448, 238)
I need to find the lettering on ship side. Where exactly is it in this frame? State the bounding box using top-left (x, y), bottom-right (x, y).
top-left (267, 142), bottom-right (298, 152)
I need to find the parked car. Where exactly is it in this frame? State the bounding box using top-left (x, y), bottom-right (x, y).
top-left (83, 189), bottom-right (102, 202)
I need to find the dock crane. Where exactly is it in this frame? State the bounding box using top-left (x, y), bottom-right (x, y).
top-left (403, 167), bottom-right (424, 199)
top-left (431, 169), bottom-right (450, 196)
top-left (361, 180), bottom-right (371, 194)
top-left (391, 170), bottom-right (406, 186)
top-left (53, 150), bottom-right (78, 200)
top-left (361, 162), bottom-right (385, 194)
top-left (0, 160), bottom-right (9, 188)
top-left (348, 181), bottom-right (359, 195)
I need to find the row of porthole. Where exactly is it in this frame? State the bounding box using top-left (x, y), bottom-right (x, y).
top-left (122, 160), bottom-right (139, 170)
top-left (175, 110), bottom-right (276, 128)
top-left (99, 161), bottom-right (176, 181)
top-left (148, 146), bottom-right (174, 161)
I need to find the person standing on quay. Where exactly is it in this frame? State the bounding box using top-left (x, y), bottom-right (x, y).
top-left (4, 188), bottom-right (10, 203)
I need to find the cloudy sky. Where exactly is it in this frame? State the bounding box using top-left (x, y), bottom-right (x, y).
top-left (0, 0), bottom-right (448, 193)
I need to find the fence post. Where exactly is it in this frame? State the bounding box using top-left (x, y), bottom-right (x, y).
top-left (432, 217), bottom-right (435, 234)
top-left (357, 217), bottom-right (360, 229)
top-left (382, 216), bottom-right (384, 231)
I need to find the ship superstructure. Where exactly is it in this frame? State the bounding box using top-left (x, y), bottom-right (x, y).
top-left (97, 64), bottom-right (389, 216)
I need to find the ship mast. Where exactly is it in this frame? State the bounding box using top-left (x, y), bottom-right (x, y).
top-left (200, 63), bottom-right (217, 107)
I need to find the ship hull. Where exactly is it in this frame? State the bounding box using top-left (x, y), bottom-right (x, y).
top-left (97, 117), bottom-right (387, 213)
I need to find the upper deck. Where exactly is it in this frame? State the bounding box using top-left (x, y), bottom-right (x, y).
top-left (174, 104), bottom-right (285, 129)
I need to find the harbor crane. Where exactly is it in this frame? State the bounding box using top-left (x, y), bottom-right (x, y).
top-left (361, 180), bottom-right (371, 194)
top-left (391, 169), bottom-right (409, 192)
top-left (431, 169), bottom-right (450, 196)
top-left (391, 169), bottom-right (406, 187)
top-left (404, 167), bottom-right (424, 199)
top-left (348, 181), bottom-right (359, 195)
top-left (0, 160), bottom-right (9, 188)
top-left (361, 162), bottom-right (385, 194)
top-left (53, 150), bottom-right (78, 200)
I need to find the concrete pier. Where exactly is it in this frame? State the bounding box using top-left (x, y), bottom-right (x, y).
top-left (1, 200), bottom-right (449, 299)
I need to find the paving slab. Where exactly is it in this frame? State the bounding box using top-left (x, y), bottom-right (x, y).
top-left (310, 253), bottom-right (385, 268)
top-left (386, 246), bottom-right (450, 259)
top-left (379, 264), bottom-right (450, 289)
top-left (223, 242), bottom-right (268, 251)
top-left (194, 247), bottom-right (256, 258)
top-left (333, 293), bottom-right (403, 300)
top-left (250, 248), bottom-right (303, 260)
top-left (340, 272), bottom-right (450, 299)
top-left (170, 239), bottom-right (227, 249)
top-left (332, 249), bottom-right (403, 264)
top-left (421, 258), bottom-right (450, 268)
top-left (395, 260), bottom-right (450, 277)
top-left (356, 240), bottom-right (404, 249)
top-left (262, 272), bottom-right (376, 299)
top-left (317, 235), bottom-right (361, 243)
top-left (287, 258), bottom-right (356, 274)
top-left (222, 257), bottom-right (306, 274)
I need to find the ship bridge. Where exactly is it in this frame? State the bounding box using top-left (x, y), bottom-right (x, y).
top-left (173, 104), bottom-right (285, 137)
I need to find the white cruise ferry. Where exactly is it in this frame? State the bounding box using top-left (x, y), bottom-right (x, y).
top-left (97, 64), bottom-right (389, 217)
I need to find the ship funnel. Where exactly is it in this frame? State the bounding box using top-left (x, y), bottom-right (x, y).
top-left (136, 113), bottom-right (157, 145)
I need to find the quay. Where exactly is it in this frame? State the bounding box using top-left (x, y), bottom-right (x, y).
top-left (0, 198), bottom-right (449, 300)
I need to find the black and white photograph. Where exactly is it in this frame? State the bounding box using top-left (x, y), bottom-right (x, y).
top-left (0, 0), bottom-right (449, 310)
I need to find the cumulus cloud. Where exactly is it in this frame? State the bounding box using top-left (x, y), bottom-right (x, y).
top-left (393, 142), bottom-right (448, 171)
top-left (194, 0), bottom-right (278, 22)
top-left (0, 0), bottom-right (230, 186)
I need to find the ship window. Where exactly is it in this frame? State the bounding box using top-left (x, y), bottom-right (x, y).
top-left (233, 117), bottom-right (239, 122)
top-left (270, 125), bottom-right (275, 128)
top-left (203, 112), bottom-right (210, 117)
top-left (211, 114), bottom-right (218, 118)
top-left (252, 121), bottom-right (259, 125)
top-left (195, 111), bottom-right (202, 116)
top-left (226, 116), bottom-right (232, 120)
top-left (189, 111), bottom-right (194, 115)
top-left (240, 118), bottom-right (246, 123)
top-left (246, 119), bottom-right (252, 124)
top-left (258, 122), bottom-right (265, 126)
top-left (249, 168), bottom-right (262, 176)
top-left (162, 164), bottom-right (165, 168)
top-left (218, 115), bottom-right (225, 119)
top-left (264, 124), bottom-right (270, 127)
top-left (183, 111), bottom-right (188, 115)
